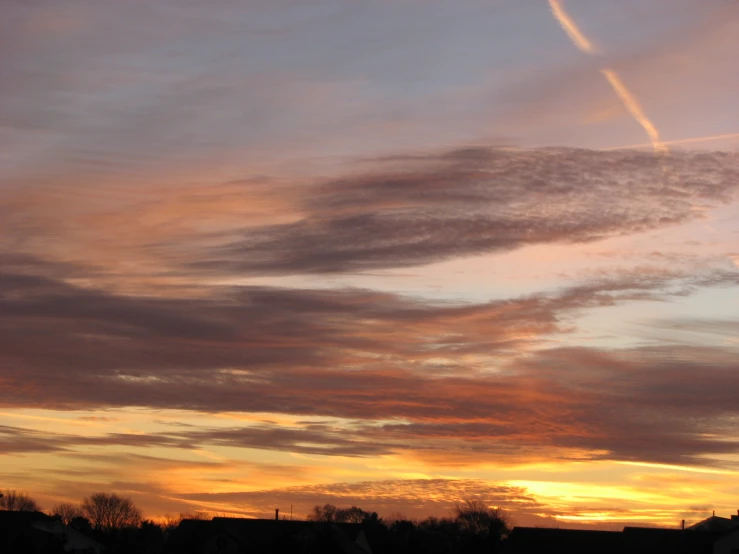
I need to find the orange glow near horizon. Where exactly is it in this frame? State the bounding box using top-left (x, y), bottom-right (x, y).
top-left (2, 406), bottom-right (739, 527)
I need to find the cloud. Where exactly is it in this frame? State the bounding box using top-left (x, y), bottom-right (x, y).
top-left (2, 148), bottom-right (736, 285)
top-left (195, 148), bottom-right (738, 275)
top-left (174, 477), bottom-right (703, 528)
top-left (503, 345), bottom-right (739, 465)
top-left (2, 421), bottom-right (397, 459)
top-left (181, 478), bottom-right (544, 521)
top-left (1, 265), bottom-right (738, 466)
top-left (0, 424), bottom-right (69, 454)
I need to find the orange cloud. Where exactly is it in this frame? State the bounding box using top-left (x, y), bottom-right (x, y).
top-left (2, 264), bottom-right (739, 473)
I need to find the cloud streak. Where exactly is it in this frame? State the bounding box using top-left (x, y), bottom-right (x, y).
top-left (1, 263), bottom-right (738, 467)
top-left (201, 148), bottom-right (737, 275)
top-left (547, 0), bottom-right (595, 53)
top-left (548, 1), bottom-right (667, 154)
top-left (181, 479), bottom-right (546, 521)
top-left (604, 131), bottom-right (739, 151)
top-left (600, 69), bottom-right (668, 155)
top-left (3, 147), bottom-right (736, 282)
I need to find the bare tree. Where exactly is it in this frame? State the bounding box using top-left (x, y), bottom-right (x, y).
top-left (452, 499), bottom-right (512, 540)
top-left (307, 503), bottom-right (339, 522)
top-left (0, 489), bottom-right (41, 512)
top-left (81, 493), bottom-right (142, 531)
top-left (339, 506), bottom-right (373, 523)
top-left (51, 502), bottom-right (84, 524)
top-left (307, 504), bottom-right (380, 524)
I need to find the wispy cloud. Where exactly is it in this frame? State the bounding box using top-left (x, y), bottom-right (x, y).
top-left (5, 147), bottom-right (736, 283)
top-left (181, 479), bottom-right (545, 521)
top-left (1, 261), bottom-right (738, 467)
top-left (196, 148), bottom-right (737, 276)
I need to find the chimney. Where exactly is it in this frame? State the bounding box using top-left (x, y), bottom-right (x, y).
top-left (275, 509), bottom-right (279, 521)
top-left (681, 520), bottom-right (685, 530)
top-left (731, 510), bottom-right (739, 521)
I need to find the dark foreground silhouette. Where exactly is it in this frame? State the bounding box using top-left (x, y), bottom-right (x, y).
top-left (2, 489), bottom-right (739, 554)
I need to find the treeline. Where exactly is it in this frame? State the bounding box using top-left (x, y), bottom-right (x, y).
top-left (1, 489), bottom-right (202, 554)
top-left (1, 488), bottom-right (205, 529)
top-left (309, 500), bottom-right (513, 553)
top-left (1, 489), bottom-right (513, 554)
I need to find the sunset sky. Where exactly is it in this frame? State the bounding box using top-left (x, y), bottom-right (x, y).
top-left (2, 0), bottom-right (739, 529)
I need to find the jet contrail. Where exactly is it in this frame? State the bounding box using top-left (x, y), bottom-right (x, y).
top-left (548, 0), bottom-right (594, 53)
top-left (601, 69), bottom-right (668, 154)
top-left (547, 0), bottom-right (668, 155)
top-left (603, 131), bottom-right (739, 151)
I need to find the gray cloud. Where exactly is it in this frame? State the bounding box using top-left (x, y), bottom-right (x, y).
top-left (0, 425), bottom-right (69, 455)
top-left (1, 264), bottom-right (739, 466)
top-left (198, 148), bottom-right (739, 275)
top-left (2, 147), bottom-right (737, 284)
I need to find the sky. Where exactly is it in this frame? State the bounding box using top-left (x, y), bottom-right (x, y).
top-left (2, 0), bottom-right (739, 529)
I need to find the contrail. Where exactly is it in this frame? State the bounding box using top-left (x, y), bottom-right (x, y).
top-left (601, 69), bottom-right (668, 154)
top-left (547, 0), bottom-right (668, 155)
top-left (548, 0), bottom-right (594, 53)
top-left (603, 131), bottom-right (739, 151)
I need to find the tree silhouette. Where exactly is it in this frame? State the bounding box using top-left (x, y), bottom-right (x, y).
top-left (338, 506), bottom-right (379, 524)
top-left (81, 492), bottom-right (142, 531)
top-left (51, 501), bottom-right (84, 524)
top-left (307, 504), bottom-right (381, 524)
top-left (0, 489), bottom-right (41, 511)
top-left (452, 499), bottom-right (511, 540)
top-left (307, 503), bottom-right (339, 522)
top-left (69, 515), bottom-right (94, 535)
